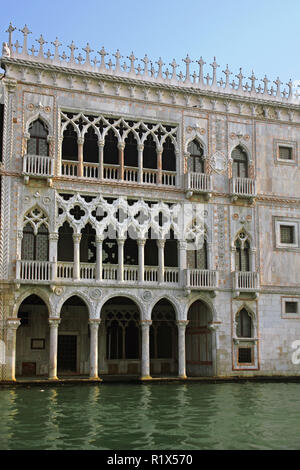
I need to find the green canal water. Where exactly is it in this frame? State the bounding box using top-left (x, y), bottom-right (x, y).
top-left (0, 382), bottom-right (300, 450)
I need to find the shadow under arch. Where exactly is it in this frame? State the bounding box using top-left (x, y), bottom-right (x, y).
top-left (186, 298), bottom-right (214, 377)
top-left (150, 298), bottom-right (178, 376)
top-left (16, 294), bottom-right (49, 377)
top-left (99, 296), bottom-right (141, 376)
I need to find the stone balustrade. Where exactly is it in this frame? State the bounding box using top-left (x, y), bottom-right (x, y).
top-left (233, 271), bottom-right (259, 291)
top-left (185, 269), bottom-right (218, 290)
top-left (231, 177), bottom-right (256, 198)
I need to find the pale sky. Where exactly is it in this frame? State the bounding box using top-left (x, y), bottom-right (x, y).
top-left (1, 0), bottom-right (299, 86)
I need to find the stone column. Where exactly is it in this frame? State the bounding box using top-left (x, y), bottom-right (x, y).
top-left (98, 140), bottom-right (104, 180)
top-left (73, 233), bottom-right (81, 280)
top-left (208, 323), bottom-right (220, 377)
top-left (176, 320), bottom-right (189, 379)
top-left (178, 241), bottom-right (187, 287)
top-left (157, 147), bottom-right (163, 184)
top-left (137, 144), bottom-right (144, 183)
top-left (57, 136), bottom-right (63, 176)
top-left (77, 137), bottom-right (84, 177)
top-left (95, 236), bottom-right (103, 281)
top-left (118, 237), bottom-right (125, 282)
top-left (118, 142), bottom-right (125, 180)
top-left (138, 238), bottom-right (146, 283)
top-left (207, 241), bottom-right (213, 270)
top-left (48, 318), bottom-right (61, 380)
top-left (6, 319), bottom-right (21, 381)
top-left (157, 239), bottom-right (165, 284)
top-left (89, 319), bottom-right (101, 380)
top-left (49, 232), bottom-right (59, 281)
top-left (140, 320), bottom-right (152, 380)
top-left (250, 248), bottom-right (256, 272)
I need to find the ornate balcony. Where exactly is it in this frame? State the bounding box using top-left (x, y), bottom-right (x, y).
top-left (22, 155), bottom-right (54, 184)
top-left (185, 172), bottom-right (212, 199)
top-left (185, 269), bottom-right (218, 290)
top-left (231, 177), bottom-right (256, 201)
top-left (16, 260), bottom-right (54, 283)
top-left (233, 271), bottom-right (260, 296)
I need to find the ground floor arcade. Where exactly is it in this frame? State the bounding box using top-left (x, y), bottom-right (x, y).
top-left (4, 292), bottom-right (217, 381)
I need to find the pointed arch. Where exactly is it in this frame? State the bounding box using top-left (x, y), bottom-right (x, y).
top-left (231, 144), bottom-right (249, 178)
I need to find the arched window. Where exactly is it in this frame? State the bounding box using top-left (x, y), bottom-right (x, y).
top-left (236, 308), bottom-right (252, 338)
top-left (83, 127), bottom-right (98, 163)
top-left (164, 229), bottom-right (178, 267)
top-left (143, 134), bottom-right (157, 169)
top-left (162, 137), bottom-right (176, 171)
top-left (232, 146), bottom-right (248, 178)
top-left (235, 232), bottom-right (250, 272)
top-left (62, 124), bottom-right (78, 161)
top-left (104, 129), bottom-right (118, 164)
top-left (58, 222), bottom-right (74, 262)
top-left (187, 238), bottom-right (208, 270)
top-left (21, 223), bottom-right (49, 261)
top-left (27, 119), bottom-right (49, 156)
top-left (124, 131), bottom-right (138, 167)
top-left (187, 140), bottom-right (205, 173)
top-left (80, 223), bottom-right (96, 263)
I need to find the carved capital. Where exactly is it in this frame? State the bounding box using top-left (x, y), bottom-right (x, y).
top-left (49, 318), bottom-right (61, 328)
top-left (6, 318), bottom-right (21, 330)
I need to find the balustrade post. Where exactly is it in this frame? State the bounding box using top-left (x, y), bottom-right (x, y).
top-left (140, 320), bottom-right (152, 380)
top-left (117, 237), bottom-right (125, 282)
top-left (157, 239), bottom-right (165, 284)
top-left (138, 238), bottom-right (146, 283)
top-left (77, 137), bottom-right (84, 177)
top-left (48, 318), bottom-right (61, 380)
top-left (95, 236), bottom-right (103, 281)
top-left (118, 143), bottom-right (125, 180)
top-left (6, 319), bottom-right (21, 381)
top-left (176, 320), bottom-right (189, 379)
top-left (89, 319), bottom-right (101, 380)
top-left (137, 144), bottom-right (144, 184)
top-left (178, 241), bottom-right (187, 287)
top-left (98, 140), bottom-right (104, 180)
top-left (49, 232), bottom-right (59, 282)
top-left (157, 147), bottom-right (163, 184)
top-left (73, 233), bottom-right (81, 280)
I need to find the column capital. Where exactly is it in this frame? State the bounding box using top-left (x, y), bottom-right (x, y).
top-left (117, 237), bottom-right (126, 245)
top-left (49, 232), bottom-right (59, 241)
top-left (137, 144), bottom-right (144, 151)
top-left (118, 142), bottom-right (125, 150)
top-left (49, 318), bottom-right (61, 327)
top-left (98, 139), bottom-right (105, 148)
top-left (176, 320), bottom-right (189, 328)
top-left (179, 240), bottom-right (187, 250)
top-left (140, 320), bottom-right (152, 328)
top-left (208, 322), bottom-right (221, 332)
top-left (137, 238), bottom-right (146, 246)
top-left (89, 318), bottom-right (101, 326)
top-left (96, 236), bottom-right (104, 243)
top-left (157, 239), bottom-right (165, 248)
top-left (7, 318), bottom-right (21, 330)
top-left (73, 233), bottom-right (82, 243)
top-left (77, 137), bottom-right (84, 145)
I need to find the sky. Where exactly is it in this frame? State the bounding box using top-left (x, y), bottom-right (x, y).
top-left (1, 0), bottom-right (299, 86)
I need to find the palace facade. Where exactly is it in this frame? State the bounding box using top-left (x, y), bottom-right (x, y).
top-left (1, 24), bottom-right (300, 382)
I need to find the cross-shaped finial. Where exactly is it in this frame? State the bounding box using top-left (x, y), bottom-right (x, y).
top-left (178, 71), bottom-right (184, 82)
top-left (98, 46), bottom-right (108, 71)
top-left (14, 40), bottom-right (21, 54)
top-left (36, 34), bottom-right (47, 58)
top-left (121, 61), bottom-right (128, 72)
top-left (273, 77), bottom-right (282, 98)
top-left (83, 43), bottom-right (93, 66)
top-left (113, 49), bottom-right (122, 73)
top-left (169, 59), bottom-right (178, 80)
top-left (222, 64), bottom-right (232, 88)
top-left (76, 53), bottom-right (84, 64)
top-left (262, 75), bottom-right (270, 94)
top-left (286, 79), bottom-right (293, 99)
top-left (29, 45), bottom-right (37, 56)
top-left (20, 24), bottom-right (32, 55)
top-left (210, 56), bottom-right (219, 86)
top-left (68, 40), bottom-right (78, 64)
top-left (156, 57), bottom-right (165, 78)
top-left (141, 54), bottom-right (149, 76)
top-left (206, 73), bottom-right (212, 86)
top-left (235, 68), bottom-right (244, 90)
top-left (6, 22), bottom-right (16, 50)
top-left (183, 54), bottom-right (192, 83)
top-left (248, 71), bottom-right (257, 92)
top-left (196, 56), bottom-right (206, 85)
top-left (60, 51), bottom-right (68, 61)
top-left (136, 64), bottom-right (143, 75)
top-left (128, 52), bottom-right (136, 73)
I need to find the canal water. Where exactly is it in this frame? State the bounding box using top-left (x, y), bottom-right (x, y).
top-left (0, 382), bottom-right (300, 450)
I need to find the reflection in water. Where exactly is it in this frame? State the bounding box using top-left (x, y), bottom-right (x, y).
top-left (0, 383), bottom-right (300, 450)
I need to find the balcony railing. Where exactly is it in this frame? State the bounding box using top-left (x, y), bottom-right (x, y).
top-left (231, 177), bottom-right (256, 198)
top-left (60, 161), bottom-right (176, 186)
top-left (185, 269), bottom-right (218, 290)
top-left (233, 271), bottom-right (259, 291)
top-left (17, 260), bottom-right (53, 282)
top-left (185, 172), bottom-right (212, 195)
top-left (23, 155), bottom-right (54, 178)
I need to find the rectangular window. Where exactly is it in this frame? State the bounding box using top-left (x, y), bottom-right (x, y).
top-left (238, 347), bottom-right (252, 364)
top-left (285, 302), bottom-right (298, 314)
top-left (279, 146), bottom-right (292, 160)
top-left (280, 225), bottom-right (295, 244)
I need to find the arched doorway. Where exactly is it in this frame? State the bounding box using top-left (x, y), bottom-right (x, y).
top-left (100, 297), bottom-right (141, 375)
top-left (150, 299), bottom-right (177, 376)
top-left (16, 294), bottom-right (49, 377)
top-left (186, 299), bottom-right (213, 376)
top-left (58, 296), bottom-right (89, 375)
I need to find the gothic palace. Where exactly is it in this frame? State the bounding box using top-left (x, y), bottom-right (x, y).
top-left (1, 24), bottom-right (300, 382)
